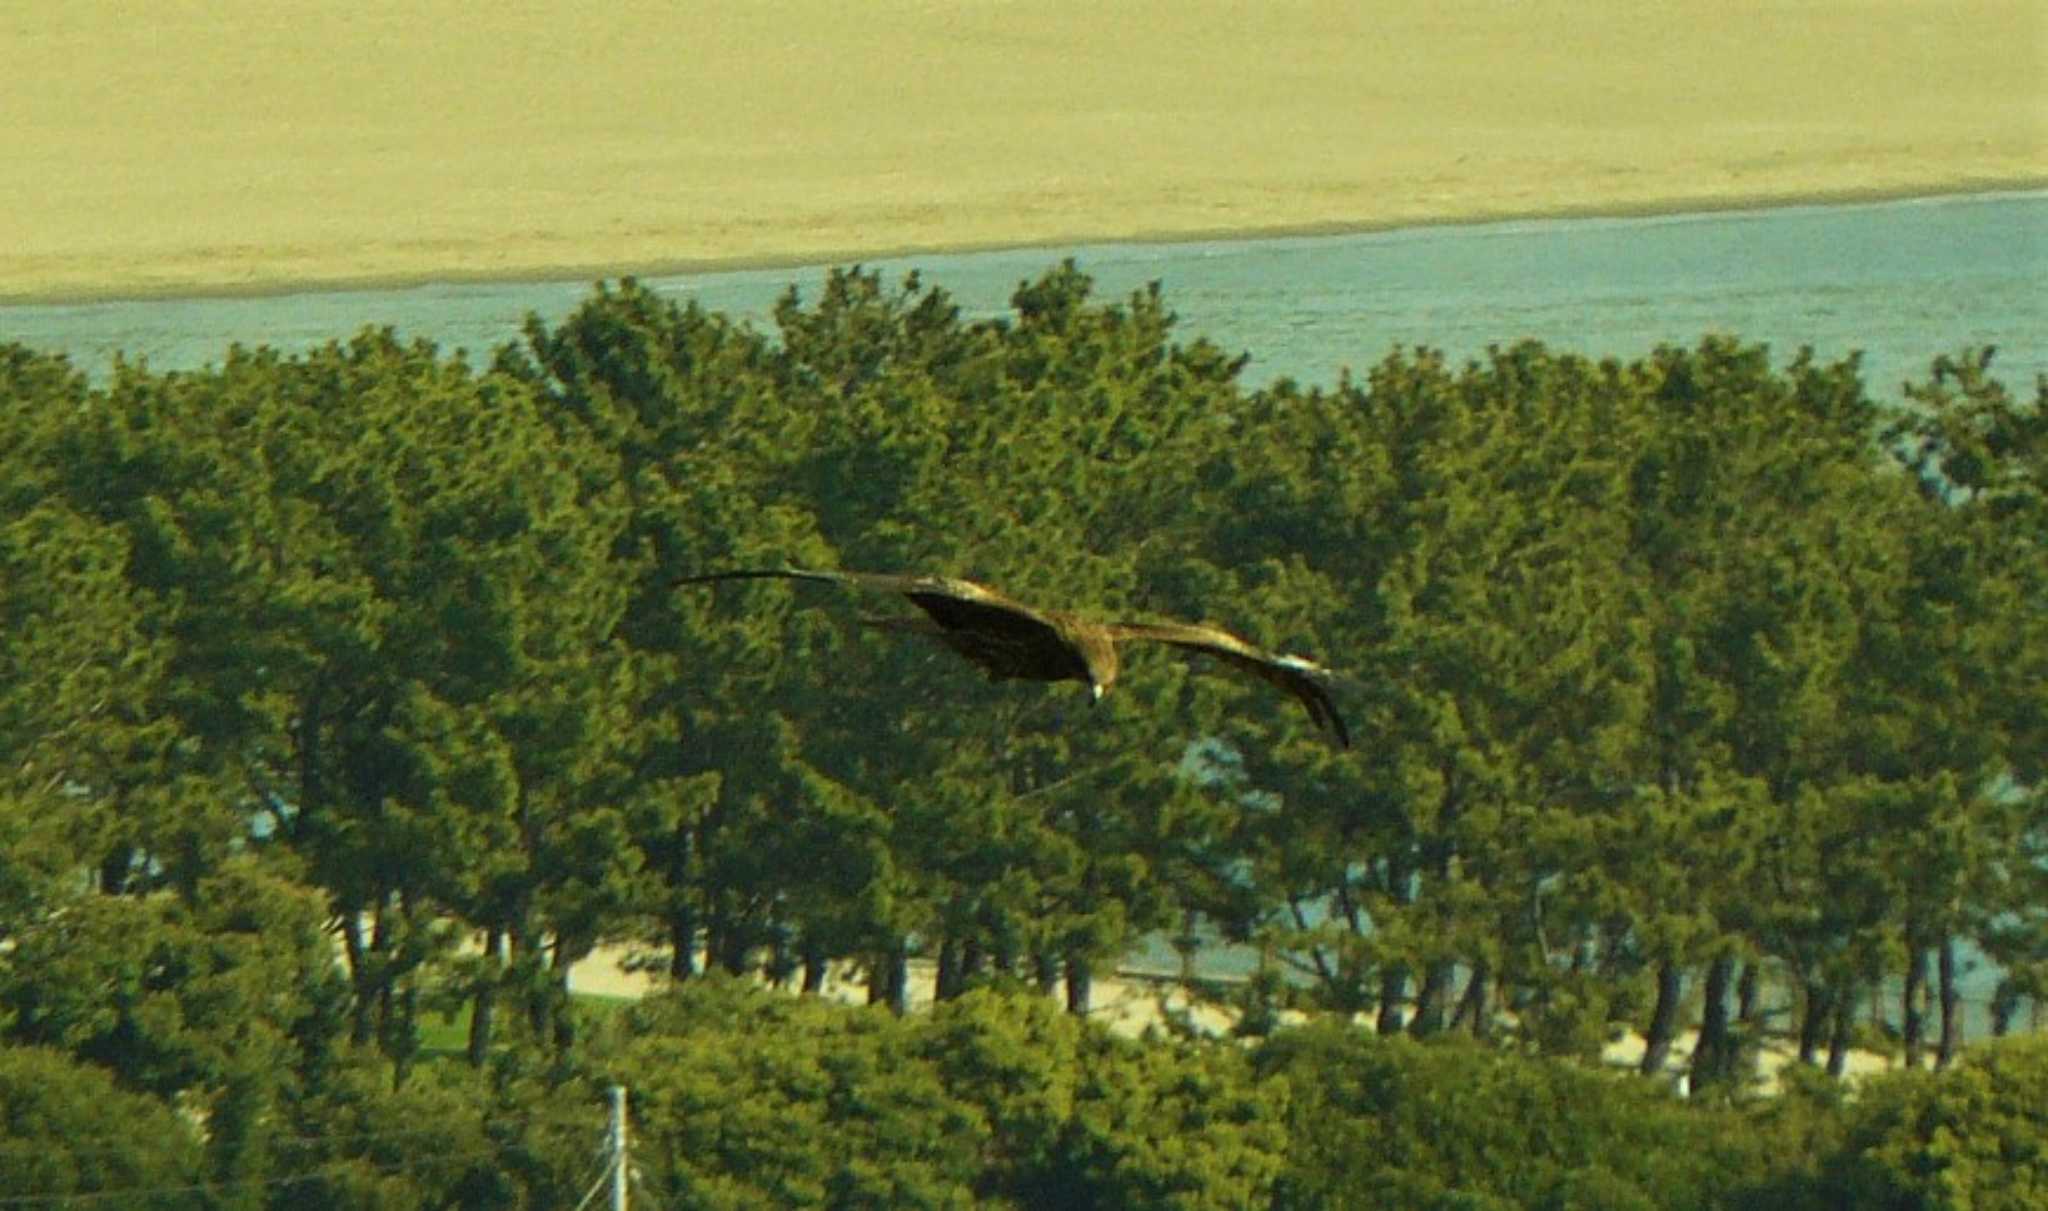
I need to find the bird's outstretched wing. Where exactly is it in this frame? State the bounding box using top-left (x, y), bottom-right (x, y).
top-left (677, 567), bottom-right (960, 597)
top-left (676, 567), bottom-right (1016, 606)
top-left (675, 568), bottom-right (1083, 682)
top-left (1108, 620), bottom-right (1351, 748)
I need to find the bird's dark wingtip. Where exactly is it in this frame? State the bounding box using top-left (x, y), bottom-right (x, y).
top-left (674, 568), bottom-right (823, 589)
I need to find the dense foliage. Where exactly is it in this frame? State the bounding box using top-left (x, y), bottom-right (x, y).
top-left (1, 267), bottom-right (2042, 1206)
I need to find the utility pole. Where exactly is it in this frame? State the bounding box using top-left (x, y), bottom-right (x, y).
top-left (609, 1084), bottom-right (629, 1211)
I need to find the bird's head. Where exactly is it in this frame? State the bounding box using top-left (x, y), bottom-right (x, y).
top-left (1077, 632), bottom-right (1120, 704)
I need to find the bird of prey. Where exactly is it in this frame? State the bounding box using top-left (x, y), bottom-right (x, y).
top-left (676, 568), bottom-right (1350, 748)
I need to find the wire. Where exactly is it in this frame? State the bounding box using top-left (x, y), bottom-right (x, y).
top-left (7, 1119), bottom-right (531, 1163)
top-left (569, 1167), bottom-right (611, 1211)
top-left (0, 1137), bottom-right (512, 1207)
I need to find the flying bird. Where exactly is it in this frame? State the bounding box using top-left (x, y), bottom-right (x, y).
top-left (676, 568), bottom-right (1350, 748)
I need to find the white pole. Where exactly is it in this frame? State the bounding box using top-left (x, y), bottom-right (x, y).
top-left (610, 1084), bottom-right (629, 1211)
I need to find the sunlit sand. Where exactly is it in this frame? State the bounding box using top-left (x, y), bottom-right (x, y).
top-left (562, 944), bottom-right (1903, 1091)
top-left (6, 1), bottom-right (2043, 302)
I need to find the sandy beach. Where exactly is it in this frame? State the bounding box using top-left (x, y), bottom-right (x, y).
top-left (4, 2), bottom-right (2044, 301)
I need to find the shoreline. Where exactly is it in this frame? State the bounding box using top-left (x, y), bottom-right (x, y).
top-left (9, 179), bottom-right (2043, 310)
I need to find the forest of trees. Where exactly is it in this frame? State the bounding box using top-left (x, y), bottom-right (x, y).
top-left (1, 265), bottom-right (2043, 1207)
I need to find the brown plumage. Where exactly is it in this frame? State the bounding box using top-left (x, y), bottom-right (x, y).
top-left (676, 568), bottom-right (1350, 748)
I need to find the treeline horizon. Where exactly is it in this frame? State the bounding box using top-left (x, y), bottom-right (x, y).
top-left (1, 265), bottom-right (2043, 1207)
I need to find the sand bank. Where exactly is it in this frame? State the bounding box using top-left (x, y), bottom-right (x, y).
top-left (5, 1), bottom-right (2044, 302)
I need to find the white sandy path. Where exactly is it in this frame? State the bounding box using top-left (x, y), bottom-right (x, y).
top-left (563, 943), bottom-right (1899, 1091)
top-left (564, 943), bottom-right (1239, 1036)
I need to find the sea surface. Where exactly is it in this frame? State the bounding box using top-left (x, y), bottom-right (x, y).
top-left (5, 190), bottom-right (2041, 1034)
top-left (5, 190), bottom-right (2045, 403)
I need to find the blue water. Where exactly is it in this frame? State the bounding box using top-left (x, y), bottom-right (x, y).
top-left (6, 191), bottom-right (2044, 403)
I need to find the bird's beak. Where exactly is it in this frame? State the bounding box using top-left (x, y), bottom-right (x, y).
top-left (1089, 682), bottom-right (1105, 705)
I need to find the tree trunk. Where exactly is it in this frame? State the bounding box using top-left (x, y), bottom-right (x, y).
top-left (1735, 961), bottom-right (1760, 1025)
top-left (548, 958), bottom-right (577, 1053)
top-left (377, 980), bottom-right (395, 1058)
top-left (702, 917), bottom-right (727, 976)
top-left (1825, 981), bottom-right (1855, 1078)
top-left (390, 979), bottom-right (421, 1089)
top-left (765, 925), bottom-right (797, 988)
top-left (712, 919), bottom-right (752, 977)
top-left (1937, 937), bottom-right (1962, 1068)
top-left (1797, 978), bottom-right (1829, 1066)
top-left (1033, 951), bottom-right (1061, 998)
top-left (1375, 852), bottom-right (1415, 1033)
top-left (1065, 952), bottom-right (1093, 1016)
top-left (467, 927), bottom-right (503, 1067)
top-left (342, 910), bottom-right (376, 1047)
top-left (1449, 961), bottom-right (1490, 1037)
top-left (1991, 979), bottom-right (2020, 1038)
top-left (1902, 945), bottom-right (1928, 1067)
top-left (800, 941), bottom-right (829, 995)
top-left (1691, 954), bottom-right (1736, 1087)
top-left (668, 908), bottom-right (698, 980)
top-left (1375, 965), bottom-right (1409, 1035)
top-left (935, 936), bottom-right (964, 1002)
top-left (1412, 960), bottom-right (1456, 1036)
top-left (868, 940), bottom-right (910, 1015)
top-left (990, 927), bottom-right (1018, 977)
top-left (961, 935), bottom-right (985, 987)
top-left (97, 842), bottom-right (136, 896)
top-left (1639, 961), bottom-right (1685, 1076)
